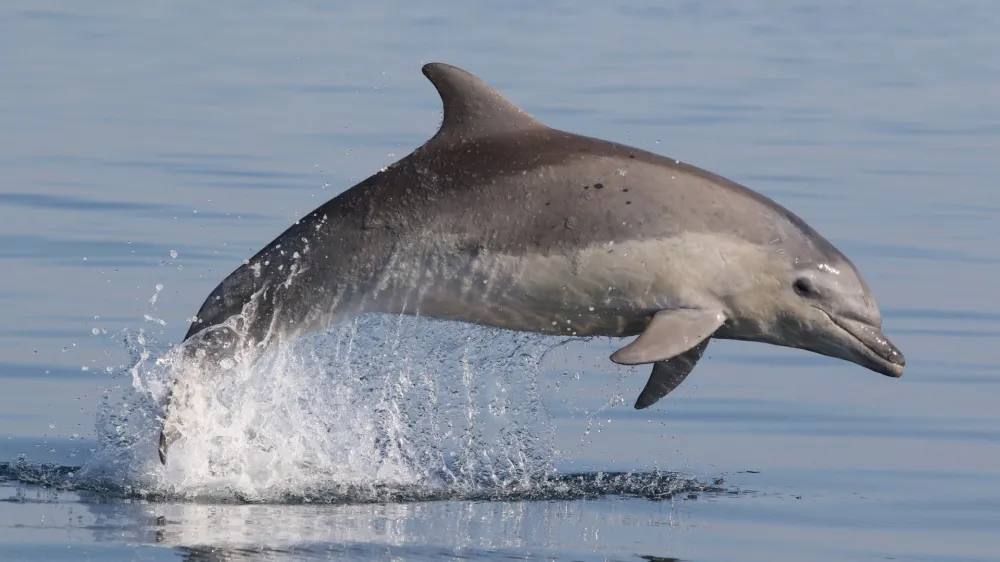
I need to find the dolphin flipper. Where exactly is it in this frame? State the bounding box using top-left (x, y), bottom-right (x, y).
top-left (610, 308), bottom-right (725, 365)
top-left (634, 338), bottom-right (710, 409)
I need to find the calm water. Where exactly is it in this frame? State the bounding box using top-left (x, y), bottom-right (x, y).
top-left (2, 1), bottom-right (999, 560)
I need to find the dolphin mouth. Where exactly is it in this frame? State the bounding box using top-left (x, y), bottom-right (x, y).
top-left (818, 309), bottom-right (905, 378)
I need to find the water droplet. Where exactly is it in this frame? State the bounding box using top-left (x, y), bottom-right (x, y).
top-left (169, 250), bottom-right (178, 259)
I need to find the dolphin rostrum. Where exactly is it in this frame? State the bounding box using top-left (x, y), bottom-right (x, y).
top-left (158, 62), bottom-right (905, 463)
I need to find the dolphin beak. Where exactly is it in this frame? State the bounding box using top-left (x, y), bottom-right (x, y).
top-left (821, 311), bottom-right (905, 378)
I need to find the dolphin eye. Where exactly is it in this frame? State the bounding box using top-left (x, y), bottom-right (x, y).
top-left (793, 278), bottom-right (817, 298)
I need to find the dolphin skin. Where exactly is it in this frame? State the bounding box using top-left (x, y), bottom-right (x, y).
top-left (158, 62), bottom-right (905, 463)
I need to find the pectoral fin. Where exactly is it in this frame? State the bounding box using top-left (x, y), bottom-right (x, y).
top-left (610, 308), bottom-right (725, 365)
top-left (634, 338), bottom-right (710, 409)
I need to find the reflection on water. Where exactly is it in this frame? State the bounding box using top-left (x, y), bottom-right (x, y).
top-left (8, 484), bottom-right (699, 561)
top-left (151, 499), bottom-right (673, 557)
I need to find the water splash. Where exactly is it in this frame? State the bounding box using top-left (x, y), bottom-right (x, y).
top-left (2, 312), bottom-right (730, 504)
top-left (73, 314), bottom-right (569, 502)
top-left (1, 456), bottom-right (726, 504)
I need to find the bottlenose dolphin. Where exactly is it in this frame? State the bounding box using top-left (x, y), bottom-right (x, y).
top-left (158, 62), bottom-right (905, 463)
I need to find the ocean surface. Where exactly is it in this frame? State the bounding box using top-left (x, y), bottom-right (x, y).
top-left (1, 1), bottom-right (999, 560)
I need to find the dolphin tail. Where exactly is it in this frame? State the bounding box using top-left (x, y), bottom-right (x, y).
top-left (158, 324), bottom-right (246, 465)
top-left (156, 258), bottom-right (357, 464)
top-left (158, 260), bottom-right (271, 465)
top-left (156, 201), bottom-right (385, 464)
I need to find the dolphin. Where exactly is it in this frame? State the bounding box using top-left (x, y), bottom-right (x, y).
top-left (158, 62), bottom-right (905, 463)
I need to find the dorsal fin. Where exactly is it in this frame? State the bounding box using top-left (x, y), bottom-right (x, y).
top-left (421, 62), bottom-right (544, 145)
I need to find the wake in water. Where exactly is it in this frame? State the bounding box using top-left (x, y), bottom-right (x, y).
top-left (4, 314), bottom-right (728, 504)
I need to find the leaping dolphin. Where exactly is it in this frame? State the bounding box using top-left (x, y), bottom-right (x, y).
top-left (158, 62), bottom-right (905, 463)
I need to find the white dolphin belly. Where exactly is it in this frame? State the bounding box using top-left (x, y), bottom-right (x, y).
top-left (377, 232), bottom-right (772, 338)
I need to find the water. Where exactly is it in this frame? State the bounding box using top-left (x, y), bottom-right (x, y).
top-left (1, 1), bottom-right (999, 560)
